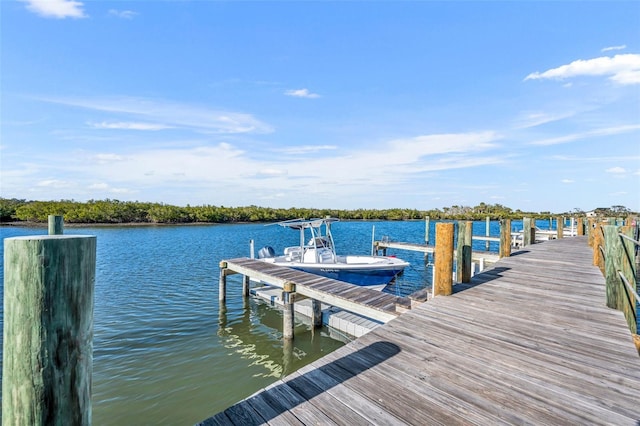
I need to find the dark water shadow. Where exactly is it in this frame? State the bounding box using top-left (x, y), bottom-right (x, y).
top-left (198, 341), bottom-right (400, 425)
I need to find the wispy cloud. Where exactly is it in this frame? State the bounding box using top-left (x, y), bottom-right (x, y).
top-left (255, 168), bottom-right (288, 178)
top-left (40, 96), bottom-right (273, 134)
top-left (602, 45), bottom-right (626, 52)
top-left (530, 124), bottom-right (640, 146)
top-left (285, 88), bottom-right (321, 99)
top-left (108, 9), bottom-right (137, 19)
top-left (275, 145), bottom-right (337, 155)
top-left (88, 121), bottom-right (173, 131)
top-left (20, 0), bottom-right (87, 19)
top-left (91, 153), bottom-right (126, 164)
top-left (561, 179), bottom-right (575, 184)
top-left (512, 111), bottom-right (576, 129)
top-left (36, 179), bottom-right (73, 188)
top-left (524, 54), bottom-right (640, 85)
top-left (606, 166), bottom-right (626, 174)
top-left (88, 182), bottom-right (135, 194)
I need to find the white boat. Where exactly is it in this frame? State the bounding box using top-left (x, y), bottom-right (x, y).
top-left (257, 218), bottom-right (409, 291)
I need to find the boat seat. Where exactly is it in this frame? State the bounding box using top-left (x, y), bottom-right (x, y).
top-left (284, 246), bottom-right (302, 261)
top-left (317, 248), bottom-right (335, 263)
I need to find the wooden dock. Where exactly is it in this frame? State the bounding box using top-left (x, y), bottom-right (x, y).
top-left (220, 258), bottom-right (411, 323)
top-left (202, 236), bottom-right (640, 425)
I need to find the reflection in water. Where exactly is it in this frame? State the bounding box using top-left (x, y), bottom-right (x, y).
top-left (217, 295), bottom-right (341, 380)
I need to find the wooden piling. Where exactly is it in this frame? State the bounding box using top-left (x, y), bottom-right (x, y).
top-left (311, 299), bottom-right (322, 328)
top-left (433, 222), bottom-right (454, 297)
top-left (499, 219), bottom-right (511, 258)
top-left (424, 216), bottom-right (430, 245)
top-left (485, 216), bottom-right (490, 251)
top-left (592, 223), bottom-right (605, 272)
top-left (557, 216), bottom-right (564, 239)
top-left (456, 221), bottom-right (472, 283)
top-left (3, 235), bottom-right (96, 426)
top-left (587, 218), bottom-right (595, 246)
top-left (577, 217), bottom-right (584, 236)
top-left (603, 225), bottom-right (622, 310)
top-left (523, 217), bottom-right (534, 246)
top-left (282, 281), bottom-right (296, 339)
top-left (48, 215), bottom-right (64, 235)
top-left (242, 275), bottom-right (250, 297)
top-left (219, 261), bottom-right (227, 302)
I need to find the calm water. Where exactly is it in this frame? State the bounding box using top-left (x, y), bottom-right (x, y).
top-left (0, 219), bottom-right (541, 424)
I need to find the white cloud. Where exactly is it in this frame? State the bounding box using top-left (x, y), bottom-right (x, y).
top-left (512, 111), bottom-right (576, 129)
top-left (36, 179), bottom-right (72, 188)
top-left (256, 168), bottom-right (288, 177)
top-left (88, 121), bottom-right (173, 131)
top-left (524, 54), bottom-right (640, 85)
top-left (606, 167), bottom-right (626, 174)
top-left (41, 96), bottom-right (273, 134)
top-left (88, 183), bottom-right (135, 194)
top-left (602, 45), bottom-right (626, 52)
top-left (275, 145), bottom-right (337, 155)
top-left (91, 153), bottom-right (125, 164)
top-left (530, 124), bottom-right (640, 146)
top-left (20, 0), bottom-right (87, 19)
top-left (46, 130), bottom-right (503, 207)
top-left (285, 88), bottom-right (321, 99)
top-left (561, 179), bottom-right (574, 184)
top-left (108, 9), bottom-right (137, 19)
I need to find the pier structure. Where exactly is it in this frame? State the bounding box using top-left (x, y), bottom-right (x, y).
top-left (218, 258), bottom-right (412, 337)
top-left (203, 224), bottom-right (640, 424)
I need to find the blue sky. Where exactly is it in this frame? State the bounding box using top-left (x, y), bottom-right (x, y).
top-left (1, 1), bottom-right (639, 213)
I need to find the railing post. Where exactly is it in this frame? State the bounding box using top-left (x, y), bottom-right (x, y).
top-left (48, 214), bottom-right (64, 235)
top-left (499, 219), bottom-right (511, 258)
top-left (456, 221), bottom-right (472, 283)
top-left (3, 235), bottom-right (96, 426)
top-left (434, 222), bottom-right (454, 296)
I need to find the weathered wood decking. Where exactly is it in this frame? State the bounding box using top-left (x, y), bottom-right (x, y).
top-left (221, 258), bottom-right (410, 322)
top-left (202, 237), bottom-right (640, 425)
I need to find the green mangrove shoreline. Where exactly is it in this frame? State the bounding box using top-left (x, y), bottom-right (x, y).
top-left (0, 198), bottom-right (634, 225)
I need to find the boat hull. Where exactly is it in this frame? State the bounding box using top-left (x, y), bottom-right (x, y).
top-left (290, 265), bottom-right (403, 289)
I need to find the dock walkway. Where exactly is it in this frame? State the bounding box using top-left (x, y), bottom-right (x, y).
top-left (203, 237), bottom-right (640, 425)
top-left (221, 258), bottom-right (410, 323)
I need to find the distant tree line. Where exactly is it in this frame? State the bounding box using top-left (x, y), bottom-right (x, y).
top-left (0, 198), bottom-right (635, 224)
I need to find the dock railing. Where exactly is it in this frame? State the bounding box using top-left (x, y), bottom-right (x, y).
top-left (590, 217), bottom-right (640, 354)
